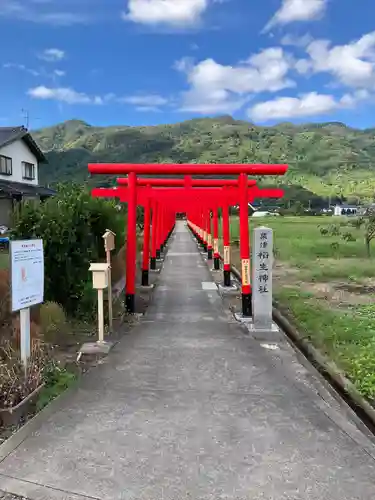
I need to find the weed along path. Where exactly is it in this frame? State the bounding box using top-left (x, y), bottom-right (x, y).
top-left (0, 222), bottom-right (375, 499)
top-left (228, 215), bottom-right (375, 402)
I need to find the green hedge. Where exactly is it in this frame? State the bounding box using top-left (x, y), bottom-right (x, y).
top-left (11, 183), bottom-right (125, 317)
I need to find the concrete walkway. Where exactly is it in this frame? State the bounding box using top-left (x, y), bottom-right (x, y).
top-left (1, 222), bottom-right (375, 499)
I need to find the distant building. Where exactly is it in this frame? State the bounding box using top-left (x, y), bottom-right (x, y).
top-left (333, 204), bottom-right (359, 216)
top-left (357, 204), bottom-right (375, 216)
top-left (252, 211), bottom-right (280, 217)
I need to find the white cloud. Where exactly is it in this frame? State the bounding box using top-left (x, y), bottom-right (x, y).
top-left (248, 92), bottom-right (338, 121)
top-left (120, 94), bottom-right (168, 106)
top-left (122, 0), bottom-right (209, 26)
top-left (38, 48), bottom-right (65, 62)
top-left (177, 47), bottom-right (295, 114)
top-left (135, 106), bottom-right (162, 112)
top-left (0, 0), bottom-right (89, 25)
top-left (264, 0), bottom-right (326, 32)
top-left (3, 62), bottom-right (68, 80)
top-left (174, 56), bottom-right (195, 73)
top-left (340, 89), bottom-right (370, 107)
top-left (300, 31), bottom-right (375, 88)
top-left (3, 63), bottom-right (40, 76)
top-left (27, 86), bottom-right (101, 105)
top-left (280, 33), bottom-right (312, 47)
top-left (247, 89), bottom-right (369, 122)
top-left (26, 87), bottom-right (167, 108)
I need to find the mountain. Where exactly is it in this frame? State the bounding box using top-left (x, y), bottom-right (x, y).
top-left (34, 117), bottom-right (375, 201)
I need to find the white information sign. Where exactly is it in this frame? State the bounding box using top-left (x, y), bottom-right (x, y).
top-left (252, 227), bottom-right (273, 329)
top-left (10, 239), bottom-right (44, 312)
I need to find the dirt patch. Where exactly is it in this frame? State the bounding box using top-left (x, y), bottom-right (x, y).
top-left (302, 281), bottom-right (375, 308)
top-left (231, 251), bottom-right (374, 310)
top-left (336, 282), bottom-right (375, 294)
top-left (273, 262), bottom-right (301, 285)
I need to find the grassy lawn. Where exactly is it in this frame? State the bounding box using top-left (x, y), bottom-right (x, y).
top-left (228, 216), bottom-right (375, 402)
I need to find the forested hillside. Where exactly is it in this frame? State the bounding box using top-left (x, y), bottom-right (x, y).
top-left (34, 117), bottom-right (375, 202)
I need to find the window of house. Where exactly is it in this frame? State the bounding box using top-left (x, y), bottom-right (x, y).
top-left (22, 161), bottom-right (35, 180)
top-left (0, 155), bottom-right (12, 175)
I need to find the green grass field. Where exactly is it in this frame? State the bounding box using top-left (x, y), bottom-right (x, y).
top-left (228, 216), bottom-right (375, 402)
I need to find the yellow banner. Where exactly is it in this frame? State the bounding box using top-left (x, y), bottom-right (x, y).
top-left (241, 258), bottom-right (250, 286)
top-left (214, 239), bottom-right (219, 254)
top-left (224, 246), bottom-right (230, 265)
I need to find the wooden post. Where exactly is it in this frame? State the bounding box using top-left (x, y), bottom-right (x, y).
top-left (103, 230), bottom-right (116, 331)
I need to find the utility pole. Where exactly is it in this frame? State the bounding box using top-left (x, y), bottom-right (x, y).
top-left (21, 109), bottom-right (29, 129)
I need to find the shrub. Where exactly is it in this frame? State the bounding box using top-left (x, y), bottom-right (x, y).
top-left (12, 316), bottom-right (41, 348)
top-left (328, 224), bottom-right (341, 236)
top-left (11, 183), bottom-right (125, 317)
top-left (75, 281), bottom-right (97, 321)
top-left (341, 232), bottom-right (356, 242)
top-left (39, 301), bottom-right (67, 336)
top-left (0, 340), bottom-right (48, 409)
top-left (36, 362), bottom-right (76, 411)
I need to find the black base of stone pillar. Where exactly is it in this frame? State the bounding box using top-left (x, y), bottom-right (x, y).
top-left (241, 293), bottom-right (252, 317)
top-left (156, 249), bottom-right (161, 259)
top-left (224, 270), bottom-right (231, 287)
top-left (214, 257), bottom-right (220, 270)
top-left (207, 248), bottom-right (213, 260)
top-left (150, 257), bottom-right (156, 270)
top-left (203, 243), bottom-right (207, 252)
top-left (160, 244), bottom-right (164, 253)
top-left (125, 293), bottom-right (135, 314)
top-left (141, 269), bottom-right (149, 286)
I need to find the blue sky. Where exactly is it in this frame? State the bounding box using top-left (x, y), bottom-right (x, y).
top-left (1, 0), bottom-right (375, 129)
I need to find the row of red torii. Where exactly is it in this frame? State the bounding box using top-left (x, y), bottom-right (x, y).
top-left (89, 163), bottom-right (288, 317)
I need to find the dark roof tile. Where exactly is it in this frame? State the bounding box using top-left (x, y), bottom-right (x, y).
top-left (0, 126), bottom-right (47, 163)
top-left (0, 179), bottom-right (56, 197)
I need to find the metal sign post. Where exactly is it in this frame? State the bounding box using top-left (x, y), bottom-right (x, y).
top-left (10, 239), bottom-right (44, 373)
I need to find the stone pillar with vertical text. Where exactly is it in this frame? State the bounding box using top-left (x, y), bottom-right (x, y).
top-left (252, 226), bottom-right (273, 329)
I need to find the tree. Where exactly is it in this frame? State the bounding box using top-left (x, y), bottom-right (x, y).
top-left (11, 183), bottom-right (125, 316)
top-left (353, 209), bottom-right (375, 257)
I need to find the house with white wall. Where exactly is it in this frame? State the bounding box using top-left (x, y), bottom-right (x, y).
top-left (333, 204), bottom-right (359, 216)
top-left (0, 126), bottom-right (56, 227)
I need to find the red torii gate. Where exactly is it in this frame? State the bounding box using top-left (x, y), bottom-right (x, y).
top-left (92, 184), bottom-right (283, 297)
top-left (114, 176), bottom-right (264, 273)
top-left (89, 163), bottom-right (288, 316)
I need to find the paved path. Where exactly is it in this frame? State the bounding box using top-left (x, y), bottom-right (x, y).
top-left (1, 222), bottom-right (375, 499)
